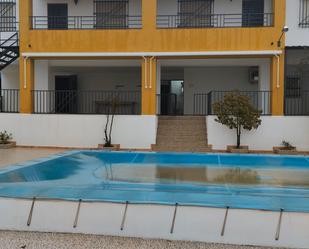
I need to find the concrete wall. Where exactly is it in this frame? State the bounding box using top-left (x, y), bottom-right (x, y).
top-left (207, 116), bottom-right (309, 151)
top-left (183, 67), bottom-right (259, 114)
top-left (0, 63), bottom-right (19, 89)
top-left (286, 0), bottom-right (309, 47)
top-left (0, 114), bottom-right (157, 149)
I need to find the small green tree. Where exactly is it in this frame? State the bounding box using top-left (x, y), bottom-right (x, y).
top-left (213, 92), bottom-right (262, 148)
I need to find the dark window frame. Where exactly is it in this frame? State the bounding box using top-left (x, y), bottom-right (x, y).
top-left (177, 0), bottom-right (214, 28)
top-left (242, 0), bottom-right (265, 27)
top-left (93, 0), bottom-right (129, 29)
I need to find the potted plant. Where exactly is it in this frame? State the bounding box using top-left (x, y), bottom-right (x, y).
top-left (0, 131), bottom-right (15, 149)
top-left (213, 92), bottom-right (262, 153)
top-left (98, 98), bottom-right (120, 151)
top-left (273, 141), bottom-right (297, 155)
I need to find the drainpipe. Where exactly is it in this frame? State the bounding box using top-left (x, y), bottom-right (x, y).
top-left (275, 54), bottom-right (280, 89)
top-left (143, 56), bottom-right (148, 89)
top-left (23, 56), bottom-right (28, 89)
top-left (149, 56), bottom-right (155, 89)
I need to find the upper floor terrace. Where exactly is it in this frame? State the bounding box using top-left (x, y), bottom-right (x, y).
top-left (17, 0), bottom-right (285, 53)
top-left (28, 0), bottom-right (274, 30)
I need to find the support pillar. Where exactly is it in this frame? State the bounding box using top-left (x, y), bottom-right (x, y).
top-left (141, 57), bottom-right (157, 115)
top-left (271, 53), bottom-right (285, 116)
top-left (19, 57), bottom-right (34, 113)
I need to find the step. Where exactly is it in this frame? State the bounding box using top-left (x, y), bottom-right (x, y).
top-left (157, 130), bottom-right (207, 136)
top-left (156, 136), bottom-right (207, 144)
top-left (158, 116), bottom-right (205, 120)
top-left (153, 145), bottom-right (212, 153)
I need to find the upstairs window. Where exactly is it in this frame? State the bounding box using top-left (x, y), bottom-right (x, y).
top-left (94, 0), bottom-right (129, 29)
top-left (242, 0), bottom-right (265, 27)
top-left (299, 0), bottom-right (309, 28)
top-left (178, 0), bottom-right (214, 28)
top-left (0, 1), bottom-right (16, 31)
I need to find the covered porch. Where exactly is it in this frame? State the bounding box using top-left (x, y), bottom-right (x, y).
top-left (31, 59), bottom-right (142, 115)
top-left (1, 51), bottom-right (284, 116)
top-left (156, 58), bottom-right (274, 116)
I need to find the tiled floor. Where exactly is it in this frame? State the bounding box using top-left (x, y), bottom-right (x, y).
top-left (0, 147), bottom-right (67, 168)
top-left (0, 147), bottom-right (288, 249)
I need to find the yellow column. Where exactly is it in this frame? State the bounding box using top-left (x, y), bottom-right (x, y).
top-left (141, 57), bottom-right (157, 115)
top-left (142, 0), bottom-right (157, 31)
top-left (271, 53), bottom-right (285, 116)
top-left (19, 0), bottom-right (34, 113)
top-left (19, 57), bottom-right (34, 113)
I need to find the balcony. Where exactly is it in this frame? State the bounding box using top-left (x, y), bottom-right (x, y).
top-left (157, 13), bottom-right (273, 29)
top-left (157, 0), bottom-right (274, 29)
top-left (31, 15), bottom-right (142, 30)
top-left (31, 0), bottom-right (142, 30)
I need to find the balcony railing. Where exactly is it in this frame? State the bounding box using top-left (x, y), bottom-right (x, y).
top-left (194, 91), bottom-right (272, 116)
top-left (32, 90), bottom-right (141, 115)
top-left (31, 15), bottom-right (142, 30)
top-left (0, 89), bottom-right (19, 113)
top-left (157, 13), bottom-right (273, 29)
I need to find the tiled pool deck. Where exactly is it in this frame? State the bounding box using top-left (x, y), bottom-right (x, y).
top-left (0, 148), bottom-right (289, 249)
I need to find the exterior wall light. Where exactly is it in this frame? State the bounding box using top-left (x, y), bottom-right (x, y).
top-left (277, 26), bottom-right (289, 47)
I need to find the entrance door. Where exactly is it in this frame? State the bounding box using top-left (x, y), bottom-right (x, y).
top-left (160, 80), bottom-right (184, 115)
top-left (48, 4), bottom-right (68, 29)
top-left (242, 0), bottom-right (264, 27)
top-left (55, 75), bottom-right (77, 113)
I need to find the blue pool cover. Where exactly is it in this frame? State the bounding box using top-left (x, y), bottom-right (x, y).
top-left (0, 150), bottom-right (309, 212)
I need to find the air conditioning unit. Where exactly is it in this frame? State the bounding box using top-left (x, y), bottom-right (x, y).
top-left (248, 67), bottom-right (259, 84)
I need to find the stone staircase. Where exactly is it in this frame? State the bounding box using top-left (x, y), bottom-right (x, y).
top-left (152, 116), bottom-right (212, 152)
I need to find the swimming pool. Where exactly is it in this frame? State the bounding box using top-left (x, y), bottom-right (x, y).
top-left (0, 151), bottom-right (309, 212)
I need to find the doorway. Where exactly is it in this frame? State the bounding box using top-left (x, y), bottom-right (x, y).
top-left (160, 79), bottom-right (184, 115)
top-left (242, 0), bottom-right (264, 27)
top-left (48, 3), bottom-right (68, 29)
top-left (55, 75), bottom-right (77, 113)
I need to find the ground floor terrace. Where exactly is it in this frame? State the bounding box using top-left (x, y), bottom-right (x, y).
top-left (0, 55), bottom-right (283, 116)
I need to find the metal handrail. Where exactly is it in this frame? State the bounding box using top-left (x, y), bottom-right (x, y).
top-left (31, 15), bottom-right (142, 30)
top-left (157, 13), bottom-right (274, 28)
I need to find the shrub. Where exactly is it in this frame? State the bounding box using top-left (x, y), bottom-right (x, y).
top-left (0, 131), bottom-right (13, 144)
top-left (213, 92), bottom-right (262, 149)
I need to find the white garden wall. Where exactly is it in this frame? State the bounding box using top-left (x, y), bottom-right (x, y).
top-left (207, 116), bottom-right (309, 151)
top-left (0, 114), bottom-right (157, 149)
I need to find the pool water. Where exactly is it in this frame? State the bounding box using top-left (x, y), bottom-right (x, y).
top-left (0, 151), bottom-right (309, 212)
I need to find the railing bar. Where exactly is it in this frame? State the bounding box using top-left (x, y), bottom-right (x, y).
top-left (73, 199), bottom-right (82, 228)
top-left (170, 203), bottom-right (178, 234)
top-left (221, 206), bottom-right (229, 237)
top-left (275, 209), bottom-right (284, 241)
top-left (27, 197), bottom-right (36, 226)
top-left (120, 201), bottom-right (129, 231)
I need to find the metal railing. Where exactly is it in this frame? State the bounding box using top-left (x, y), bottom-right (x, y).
top-left (31, 15), bottom-right (142, 30)
top-left (0, 89), bottom-right (19, 113)
top-left (156, 94), bottom-right (178, 115)
top-left (285, 91), bottom-right (309, 116)
top-left (194, 91), bottom-right (272, 115)
top-left (157, 13), bottom-right (273, 28)
top-left (32, 90), bottom-right (141, 115)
